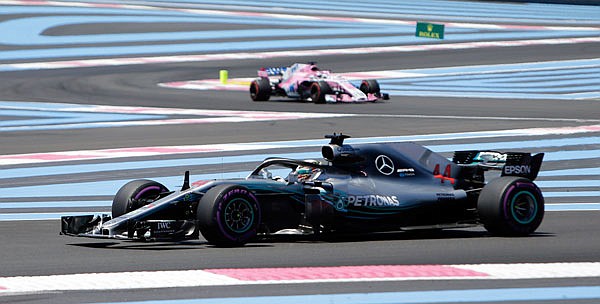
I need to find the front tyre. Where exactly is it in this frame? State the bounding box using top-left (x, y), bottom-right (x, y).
top-left (197, 185), bottom-right (261, 247)
top-left (112, 179), bottom-right (169, 218)
top-left (359, 79), bottom-right (380, 95)
top-left (310, 81), bottom-right (333, 104)
top-left (250, 77), bottom-right (271, 101)
top-left (477, 176), bottom-right (544, 236)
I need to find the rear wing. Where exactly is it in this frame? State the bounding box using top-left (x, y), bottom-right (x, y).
top-left (453, 151), bottom-right (544, 180)
top-left (258, 67), bottom-right (287, 77)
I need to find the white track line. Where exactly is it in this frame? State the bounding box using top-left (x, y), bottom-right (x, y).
top-left (0, 263), bottom-right (598, 294)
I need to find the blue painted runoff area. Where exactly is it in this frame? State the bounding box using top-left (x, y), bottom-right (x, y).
top-left (540, 167), bottom-right (600, 176)
top-left (0, 212), bottom-right (102, 221)
top-left (0, 1), bottom-right (598, 62)
top-left (379, 59), bottom-right (600, 100)
top-left (3, 0), bottom-right (599, 22)
top-left (96, 286), bottom-right (600, 304)
top-left (153, 0), bottom-right (600, 22)
top-left (0, 201), bottom-right (109, 209)
top-left (0, 109), bottom-right (164, 127)
top-left (1, 30), bottom-right (596, 62)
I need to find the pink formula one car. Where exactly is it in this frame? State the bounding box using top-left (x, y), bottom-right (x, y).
top-left (249, 63), bottom-right (389, 103)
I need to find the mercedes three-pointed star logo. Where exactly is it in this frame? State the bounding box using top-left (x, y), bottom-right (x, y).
top-left (375, 155), bottom-right (395, 175)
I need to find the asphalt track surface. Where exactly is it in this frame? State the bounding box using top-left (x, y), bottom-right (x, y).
top-left (0, 1), bottom-right (599, 303)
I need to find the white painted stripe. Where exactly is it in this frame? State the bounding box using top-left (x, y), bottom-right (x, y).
top-left (0, 270), bottom-right (241, 293)
top-left (0, 263), bottom-right (598, 294)
top-left (455, 263), bottom-right (600, 279)
top-left (3, 37), bottom-right (600, 72)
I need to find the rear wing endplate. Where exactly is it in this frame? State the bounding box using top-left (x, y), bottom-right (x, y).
top-left (453, 151), bottom-right (544, 180)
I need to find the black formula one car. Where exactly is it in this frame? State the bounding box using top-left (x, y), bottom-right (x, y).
top-left (62, 134), bottom-right (545, 247)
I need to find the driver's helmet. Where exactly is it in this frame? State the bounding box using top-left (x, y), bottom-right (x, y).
top-left (288, 160), bottom-right (321, 182)
top-left (295, 166), bottom-right (314, 181)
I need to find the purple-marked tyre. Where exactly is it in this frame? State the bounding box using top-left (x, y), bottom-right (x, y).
top-left (197, 185), bottom-right (261, 247)
top-left (249, 77), bottom-right (271, 101)
top-left (112, 179), bottom-right (169, 218)
top-left (477, 176), bottom-right (544, 236)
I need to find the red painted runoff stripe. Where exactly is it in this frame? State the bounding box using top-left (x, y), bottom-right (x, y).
top-left (206, 265), bottom-right (489, 281)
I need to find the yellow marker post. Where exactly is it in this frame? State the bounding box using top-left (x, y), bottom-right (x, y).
top-left (219, 70), bottom-right (228, 84)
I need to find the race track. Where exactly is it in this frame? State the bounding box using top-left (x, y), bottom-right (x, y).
top-left (0, 1), bottom-right (599, 303)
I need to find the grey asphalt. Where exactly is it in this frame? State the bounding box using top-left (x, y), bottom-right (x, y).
top-left (1, 212), bottom-right (599, 303)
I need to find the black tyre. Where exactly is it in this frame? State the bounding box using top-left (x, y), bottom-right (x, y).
top-left (359, 79), bottom-right (380, 95)
top-left (197, 185), bottom-right (261, 247)
top-left (310, 81), bottom-right (333, 104)
top-left (477, 176), bottom-right (544, 236)
top-left (249, 77), bottom-right (271, 101)
top-left (112, 179), bottom-right (168, 218)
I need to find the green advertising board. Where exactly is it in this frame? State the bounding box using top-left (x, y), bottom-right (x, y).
top-left (416, 22), bottom-right (444, 39)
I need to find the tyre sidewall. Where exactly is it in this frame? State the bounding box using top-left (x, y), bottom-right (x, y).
top-left (311, 81), bottom-right (332, 103)
top-left (112, 179), bottom-right (168, 218)
top-left (478, 177), bottom-right (544, 236)
top-left (250, 78), bottom-right (270, 101)
top-left (198, 185), bottom-right (261, 246)
top-left (250, 80), bottom-right (259, 100)
top-left (360, 79), bottom-right (380, 94)
top-left (310, 82), bottom-right (323, 103)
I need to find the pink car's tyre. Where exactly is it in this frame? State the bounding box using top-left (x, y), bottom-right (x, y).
top-left (250, 77), bottom-right (271, 101)
top-left (310, 81), bottom-right (332, 104)
top-left (360, 79), bottom-right (380, 95)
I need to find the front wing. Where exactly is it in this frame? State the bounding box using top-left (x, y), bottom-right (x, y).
top-left (60, 214), bottom-right (197, 241)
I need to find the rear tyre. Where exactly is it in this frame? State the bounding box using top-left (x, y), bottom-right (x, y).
top-left (359, 79), bottom-right (380, 95)
top-left (197, 185), bottom-right (261, 247)
top-left (477, 176), bottom-right (544, 236)
top-left (310, 81), bottom-right (333, 104)
top-left (250, 78), bottom-right (271, 101)
top-left (112, 179), bottom-right (168, 218)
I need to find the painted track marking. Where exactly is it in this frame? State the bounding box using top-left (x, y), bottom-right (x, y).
top-left (0, 263), bottom-right (599, 294)
top-left (1, 1), bottom-right (598, 70)
top-left (3, 100), bottom-right (598, 134)
top-left (0, 101), bottom-right (353, 132)
top-left (1, 123), bottom-right (598, 165)
top-left (3, 37), bottom-right (600, 72)
top-left (94, 286), bottom-right (600, 304)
